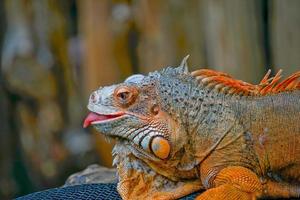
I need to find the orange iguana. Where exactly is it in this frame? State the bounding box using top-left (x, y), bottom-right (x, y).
top-left (83, 56), bottom-right (300, 200)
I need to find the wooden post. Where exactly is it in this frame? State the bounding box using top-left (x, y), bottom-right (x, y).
top-left (79, 0), bottom-right (120, 167)
top-left (269, 0), bottom-right (300, 74)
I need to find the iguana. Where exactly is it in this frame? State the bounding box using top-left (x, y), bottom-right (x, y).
top-left (83, 56), bottom-right (300, 200)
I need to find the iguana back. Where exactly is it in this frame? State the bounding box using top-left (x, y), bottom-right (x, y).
top-left (243, 91), bottom-right (300, 183)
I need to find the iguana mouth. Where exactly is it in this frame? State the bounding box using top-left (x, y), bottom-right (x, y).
top-left (83, 111), bottom-right (171, 160)
top-left (83, 112), bottom-right (125, 128)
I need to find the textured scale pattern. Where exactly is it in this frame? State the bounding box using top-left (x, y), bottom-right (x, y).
top-left (15, 183), bottom-right (199, 200)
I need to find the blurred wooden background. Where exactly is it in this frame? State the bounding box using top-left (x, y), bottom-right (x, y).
top-left (0, 0), bottom-right (299, 199)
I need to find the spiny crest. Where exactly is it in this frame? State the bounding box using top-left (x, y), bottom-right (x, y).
top-left (160, 55), bottom-right (190, 76)
top-left (191, 69), bottom-right (257, 95)
top-left (191, 69), bottom-right (300, 96)
top-left (178, 55), bottom-right (190, 74)
top-left (258, 69), bottom-right (300, 95)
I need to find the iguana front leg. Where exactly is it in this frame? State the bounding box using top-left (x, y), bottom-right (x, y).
top-left (197, 166), bottom-right (263, 200)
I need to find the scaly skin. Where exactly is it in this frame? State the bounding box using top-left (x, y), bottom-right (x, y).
top-left (84, 56), bottom-right (300, 199)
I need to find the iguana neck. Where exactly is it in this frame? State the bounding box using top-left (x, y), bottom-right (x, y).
top-left (157, 74), bottom-right (204, 132)
top-left (158, 74), bottom-right (233, 136)
top-left (158, 74), bottom-right (242, 168)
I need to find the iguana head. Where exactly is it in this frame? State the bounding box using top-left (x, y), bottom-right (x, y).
top-left (83, 56), bottom-right (225, 198)
top-left (83, 56), bottom-right (194, 163)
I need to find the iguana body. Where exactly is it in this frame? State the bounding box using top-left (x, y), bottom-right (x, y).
top-left (84, 56), bottom-right (300, 199)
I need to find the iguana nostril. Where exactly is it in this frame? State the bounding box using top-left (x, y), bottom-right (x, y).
top-left (90, 92), bottom-right (99, 103)
top-left (150, 136), bottom-right (170, 159)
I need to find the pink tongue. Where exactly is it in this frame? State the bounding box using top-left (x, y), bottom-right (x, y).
top-left (83, 112), bottom-right (109, 128)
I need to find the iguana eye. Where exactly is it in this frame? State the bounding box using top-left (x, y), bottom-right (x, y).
top-left (114, 86), bottom-right (138, 107)
top-left (117, 90), bottom-right (130, 100)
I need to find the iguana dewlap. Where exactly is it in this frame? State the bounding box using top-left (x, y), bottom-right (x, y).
top-left (84, 56), bottom-right (300, 200)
